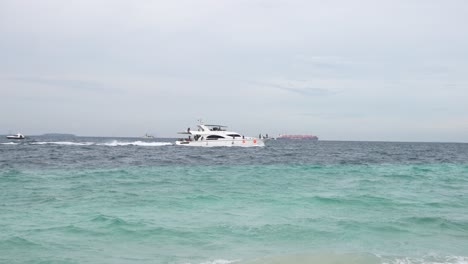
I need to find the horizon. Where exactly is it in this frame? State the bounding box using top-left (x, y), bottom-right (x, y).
top-left (2, 132), bottom-right (467, 144)
top-left (1, 0), bottom-right (467, 142)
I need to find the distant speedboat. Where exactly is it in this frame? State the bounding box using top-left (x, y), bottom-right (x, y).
top-left (6, 133), bottom-right (25, 139)
top-left (175, 121), bottom-right (264, 147)
top-left (142, 133), bottom-right (155, 139)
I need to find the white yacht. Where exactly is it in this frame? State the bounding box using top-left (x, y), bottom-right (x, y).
top-left (6, 133), bottom-right (25, 140)
top-left (175, 122), bottom-right (264, 147)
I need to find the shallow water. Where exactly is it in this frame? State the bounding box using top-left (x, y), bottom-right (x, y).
top-left (1, 136), bottom-right (468, 263)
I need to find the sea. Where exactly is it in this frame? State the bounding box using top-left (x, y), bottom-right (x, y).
top-left (1, 135), bottom-right (468, 264)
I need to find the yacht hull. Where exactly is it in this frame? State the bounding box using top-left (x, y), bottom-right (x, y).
top-left (175, 138), bottom-right (264, 147)
top-left (6, 136), bottom-right (25, 140)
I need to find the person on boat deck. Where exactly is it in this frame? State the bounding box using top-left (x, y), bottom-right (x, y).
top-left (187, 127), bottom-right (190, 133)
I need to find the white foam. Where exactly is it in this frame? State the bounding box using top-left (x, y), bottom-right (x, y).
top-left (28, 140), bottom-right (172, 147)
top-left (31, 141), bottom-right (94, 146)
top-left (98, 140), bottom-right (172, 147)
top-left (1, 142), bottom-right (19, 145)
top-left (240, 253), bottom-right (468, 264)
top-left (380, 255), bottom-right (468, 264)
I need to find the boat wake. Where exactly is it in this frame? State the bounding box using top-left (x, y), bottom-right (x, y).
top-left (31, 141), bottom-right (94, 146)
top-left (29, 141), bottom-right (173, 147)
top-left (99, 140), bottom-right (172, 147)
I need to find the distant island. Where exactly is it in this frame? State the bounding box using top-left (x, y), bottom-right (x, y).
top-left (277, 134), bottom-right (319, 140)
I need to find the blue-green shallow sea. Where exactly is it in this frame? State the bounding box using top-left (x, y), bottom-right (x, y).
top-left (1, 136), bottom-right (468, 264)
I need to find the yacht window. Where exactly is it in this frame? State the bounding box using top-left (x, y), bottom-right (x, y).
top-left (227, 134), bottom-right (241, 138)
top-left (206, 135), bottom-right (225, 140)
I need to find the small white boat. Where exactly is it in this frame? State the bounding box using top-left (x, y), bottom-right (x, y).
top-left (142, 133), bottom-right (155, 139)
top-left (175, 122), bottom-right (264, 147)
top-left (6, 133), bottom-right (25, 139)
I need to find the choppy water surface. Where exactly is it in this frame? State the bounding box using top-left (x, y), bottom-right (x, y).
top-left (1, 136), bottom-right (468, 264)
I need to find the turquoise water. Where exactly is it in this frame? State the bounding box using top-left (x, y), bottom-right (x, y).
top-left (1, 138), bottom-right (468, 263)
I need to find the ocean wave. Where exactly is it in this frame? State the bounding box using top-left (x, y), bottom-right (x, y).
top-left (0, 236), bottom-right (41, 248)
top-left (90, 214), bottom-right (138, 228)
top-left (88, 214), bottom-right (153, 234)
top-left (0, 142), bottom-right (19, 145)
top-left (186, 194), bottom-right (223, 202)
top-left (29, 224), bottom-right (103, 236)
top-left (400, 216), bottom-right (468, 232)
top-left (306, 195), bottom-right (395, 208)
top-left (87, 214), bottom-right (202, 239)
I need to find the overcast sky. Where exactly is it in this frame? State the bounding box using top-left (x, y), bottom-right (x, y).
top-left (1, 0), bottom-right (467, 141)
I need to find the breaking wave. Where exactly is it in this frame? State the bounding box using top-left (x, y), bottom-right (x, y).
top-left (178, 254), bottom-right (468, 264)
top-left (238, 253), bottom-right (468, 264)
